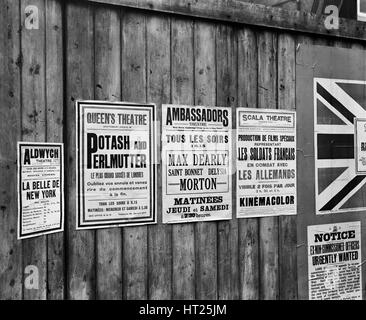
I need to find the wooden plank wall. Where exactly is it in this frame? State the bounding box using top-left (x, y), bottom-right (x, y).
top-left (238, 0), bottom-right (314, 12)
top-left (295, 36), bottom-right (366, 299)
top-left (0, 0), bottom-right (364, 300)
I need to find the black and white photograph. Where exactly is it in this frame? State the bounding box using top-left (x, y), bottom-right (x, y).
top-left (1, 0), bottom-right (366, 312)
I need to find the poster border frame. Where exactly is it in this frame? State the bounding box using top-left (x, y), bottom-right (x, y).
top-left (75, 100), bottom-right (157, 230)
top-left (235, 107), bottom-right (297, 219)
top-left (161, 103), bottom-right (233, 224)
top-left (307, 220), bottom-right (363, 300)
top-left (17, 141), bottom-right (65, 240)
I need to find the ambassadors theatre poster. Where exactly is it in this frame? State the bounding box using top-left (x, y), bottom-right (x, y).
top-left (162, 104), bottom-right (232, 224)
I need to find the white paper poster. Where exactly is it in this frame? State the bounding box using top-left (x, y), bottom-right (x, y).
top-left (355, 118), bottom-right (366, 174)
top-left (17, 142), bottom-right (64, 239)
top-left (236, 108), bottom-right (297, 218)
top-left (162, 104), bottom-right (232, 223)
top-left (76, 101), bottom-right (156, 229)
top-left (314, 78), bottom-right (366, 214)
top-left (308, 221), bottom-right (362, 300)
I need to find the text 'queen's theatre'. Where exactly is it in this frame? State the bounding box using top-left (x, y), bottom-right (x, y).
top-left (76, 101), bottom-right (157, 229)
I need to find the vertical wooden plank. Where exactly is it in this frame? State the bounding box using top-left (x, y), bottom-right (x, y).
top-left (171, 18), bottom-right (195, 300)
top-left (295, 33), bottom-right (312, 301)
top-left (295, 34), bottom-right (321, 300)
top-left (121, 10), bottom-right (148, 300)
top-left (66, 1), bottom-right (95, 300)
top-left (21, 0), bottom-right (47, 300)
top-left (257, 30), bottom-right (279, 300)
top-left (278, 33), bottom-right (297, 300)
top-left (94, 5), bottom-right (122, 300)
top-left (216, 23), bottom-right (239, 300)
top-left (238, 28), bottom-right (258, 110)
top-left (237, 27), bottom-right (260, 300)
top-left (46, 0), bottom-right (64, 300)
top-left (0, 0), bottom-right (22, 300)
top-left (146, 13), bottom-right (172, 299)
top-left (194, 21), bottom-right (218, 300)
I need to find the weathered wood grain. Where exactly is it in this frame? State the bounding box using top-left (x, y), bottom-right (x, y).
top-left (146, 12), bottom-right (172, 300)
top-left (121, 10), bottom-right (148, 300)
top-left (194, 21), bottom-right (218, 300)
top-left (216, 24), bottom-right (239, 300)
top-left (241, 0), bottom-right (298, 11)
top-left (5, 0), bottom-right (363, 302)
top-left (46, 0), bottom-right (65, 300)
top-left (80, 0), bottom-right (366, 41)
top-left (0, 0), bottom-right (22, 300)
top-left (257, 30), bottom-right (280, 300)
top-left (66, 1), bottom-right (96, 300)
top-left (21, 0), bottom-right (47, 300)
top-left (94, 5), bottom-right (122, 300)
top-left (278, 33), bottom-right (297, 300)
top-left (295, 34), bottom-right (313, 301)
top-left (237, 27), bottom-right (260, 300)
top-left (171, 18), bottom-right (196, 300)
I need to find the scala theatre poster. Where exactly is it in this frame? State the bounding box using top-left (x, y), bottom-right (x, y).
top-left (76, 101), bottom-right (157, 229)
top-left (236, 108), bottom-right (297, 218)
top-left (297, 44), bottom-right (366, 300)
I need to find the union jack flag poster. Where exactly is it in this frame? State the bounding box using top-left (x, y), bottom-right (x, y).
top-left (314, 78), bottom-right (366, 214)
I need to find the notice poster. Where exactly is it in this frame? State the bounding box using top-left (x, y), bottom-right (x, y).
top-left (308, 222), bottom-right (362, 300)
top-left (76, 101), bottom-right (156, 229)
top-left (17, 142), bottom-right (64, 239)
top-left (162, 104), bottom-right (232, 224)
top-left (236, 108), bottom-right (297, 218)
